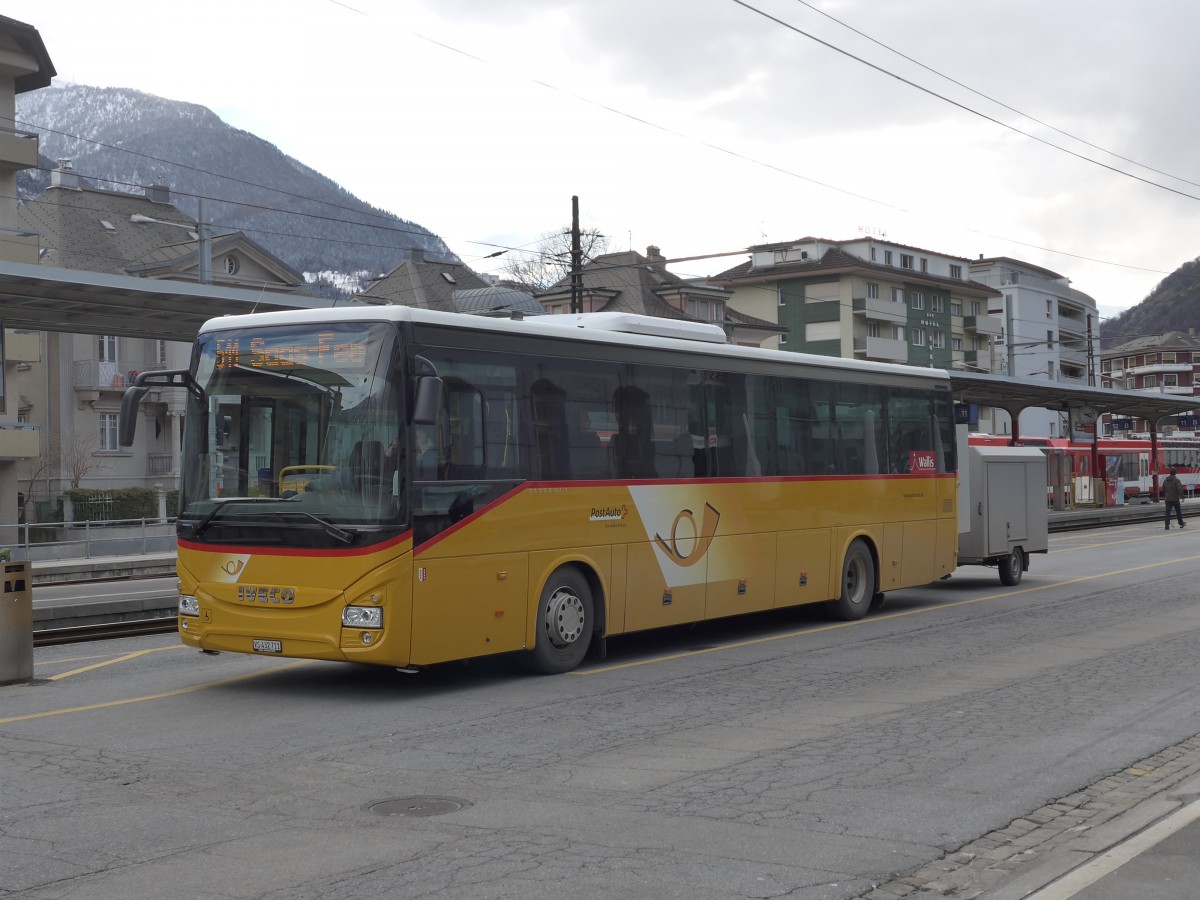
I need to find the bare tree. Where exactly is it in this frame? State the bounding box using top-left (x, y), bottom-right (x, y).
top-left (21, 433), bottom-right (59, 498)
top-left (501, 226), bottom-right (609, 293)
top-left (61, 430), bottom-right (109, 489)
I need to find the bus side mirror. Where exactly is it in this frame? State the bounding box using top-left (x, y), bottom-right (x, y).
top-left (413, 375), bottom-right (444, 425)
top-left (119, 385), bottom-right (149, 447)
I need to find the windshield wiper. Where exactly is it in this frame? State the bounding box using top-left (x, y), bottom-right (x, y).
top-left (191, 496), bottom-right (297, 536)
top-left (189, 497), bottom-right (359, 544)
top-left (295, 511), bottom-right (357, 544)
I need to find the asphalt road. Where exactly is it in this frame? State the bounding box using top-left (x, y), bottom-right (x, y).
top-left (4, 520), bottom-right (1200, 899)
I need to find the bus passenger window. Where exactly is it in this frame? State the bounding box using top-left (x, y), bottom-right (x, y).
top-left (531, 378), bottom-right (570, 480)
top-left (611, 385), bottom-right (657, 479)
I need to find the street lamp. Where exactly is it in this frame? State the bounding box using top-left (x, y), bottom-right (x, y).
top-left (129, 197), bottom-right (212, 284)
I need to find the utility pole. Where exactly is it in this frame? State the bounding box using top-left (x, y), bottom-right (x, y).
top-left (569, 196), bottom-right (582, 315)
top-left (197, 198), bottom-right (212, 285)
top-left (1005, 301), bottom-right (1015, 377)
top-left (1086, 313), bottom-right (1095, 386)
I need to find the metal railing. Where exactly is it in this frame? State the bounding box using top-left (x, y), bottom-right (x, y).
top-left (148, 453), bottom-right (174, 476)
top-left (0, 517), bottom-right (177, 562)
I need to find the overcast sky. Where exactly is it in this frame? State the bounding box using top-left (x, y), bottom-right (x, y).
top-left (14, 0), bottom-right (1200, 319)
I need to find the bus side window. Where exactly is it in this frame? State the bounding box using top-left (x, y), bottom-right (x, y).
top-left (611, 385), bottom-right (657, 479)
top-left (442, 379), bottom-right (485, 480)
top-left (528, 358), bottom-right (619, 481)
top-left (531, 378), bottom-right (570, 480)
top-left (887, 388), bottom-right (935, 474)
top-left (807, 381), bottom-right (836, 475)
top-left (773, 376), bottom-right (812, 476)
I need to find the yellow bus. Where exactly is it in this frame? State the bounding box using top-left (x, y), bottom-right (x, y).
top-left (120, 307), bottom-right (958, 674)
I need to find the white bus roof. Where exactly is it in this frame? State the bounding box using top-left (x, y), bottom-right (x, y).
top-left (198, 305), bottom-right (950, 384)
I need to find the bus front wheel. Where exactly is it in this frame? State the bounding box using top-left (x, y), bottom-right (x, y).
top-left (828, 539), bottom-right (875, 621)
top-left (526, 567), bottom-right (594, 675)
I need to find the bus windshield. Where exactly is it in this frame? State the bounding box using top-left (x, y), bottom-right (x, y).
top-left (179, 321), bottom-right (404, 545)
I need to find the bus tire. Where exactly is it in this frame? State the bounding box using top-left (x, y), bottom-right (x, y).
top-left (828, 539), bottom-right (875, 621)
top-left (999, 547), bottom-right (1024, 586)
top-left (525, 567), bottom-right (594, 675)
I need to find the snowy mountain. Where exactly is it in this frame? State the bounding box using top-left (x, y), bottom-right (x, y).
top-left (16, 82), bottom-right (449, 297)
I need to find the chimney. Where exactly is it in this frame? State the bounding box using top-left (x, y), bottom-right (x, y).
top-left (646, 245), bottom-right (665, 268)
top-left (405, 247), bottom-right (425, 264)
top-left (145, 176), bottom-right (171, 205)
top-left (51, 159), bottom-right (80, 190)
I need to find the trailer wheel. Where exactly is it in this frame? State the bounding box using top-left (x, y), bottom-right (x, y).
top-left (999, 546), bottom-right (1024, 586)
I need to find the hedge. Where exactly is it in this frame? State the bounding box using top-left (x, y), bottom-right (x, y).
top-left (64, 487), bottom-right (158, 522)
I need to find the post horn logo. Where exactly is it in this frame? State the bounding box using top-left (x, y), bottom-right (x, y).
top-left (222, 559), bottom-right (246, 576)
top-left (654, 502), bottom-right (721, 568)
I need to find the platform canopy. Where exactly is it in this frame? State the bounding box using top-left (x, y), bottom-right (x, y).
top-left (948, 370), bottom-right (1198, 433)
top-left (0, 260), bottom-right (331, 342)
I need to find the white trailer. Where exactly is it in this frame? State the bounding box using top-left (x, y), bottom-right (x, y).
top-left (957, 444), bottom-right (1049, 585)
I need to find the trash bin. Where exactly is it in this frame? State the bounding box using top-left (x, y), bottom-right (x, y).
top-left (1, 560), bottom-right (33, 684)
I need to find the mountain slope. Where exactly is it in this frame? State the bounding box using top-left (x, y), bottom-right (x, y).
top-left (1101, 258), bottom-right (1200, 346)
top-left (15, 83), bottom-right (448, 295)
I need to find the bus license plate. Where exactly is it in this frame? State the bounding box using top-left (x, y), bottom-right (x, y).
top-left (252, 639), bottom-right (282, 654)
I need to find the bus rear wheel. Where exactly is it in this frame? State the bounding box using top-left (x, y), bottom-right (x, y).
top-left (828, 539), bottom-right (875, 621)
top-left (525, 567), bottom-right (594, 675)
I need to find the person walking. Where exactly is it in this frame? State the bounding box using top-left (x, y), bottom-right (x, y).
top-left (1162, 466), bottom-right (1186, 530)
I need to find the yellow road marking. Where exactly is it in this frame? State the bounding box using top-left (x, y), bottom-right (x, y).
top-left (47, 645), bottom-right (185, 681)
top-left (0, 660), bottom-right (314, 724)
top-left (574, 553), bottom-right (1200, 675)
top-left (1051, 534), bottom-right (1182, 552)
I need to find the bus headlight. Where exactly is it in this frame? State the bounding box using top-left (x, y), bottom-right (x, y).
top-left (342, 606), bottom-right (383, 629)
top-left (179, 594), bottom-right (200, 617)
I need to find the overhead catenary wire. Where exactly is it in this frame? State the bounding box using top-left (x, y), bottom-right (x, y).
top-left (785, 0), bottom-right (1200, 192)
top-left (730, 0), bottom-right (1200, 204)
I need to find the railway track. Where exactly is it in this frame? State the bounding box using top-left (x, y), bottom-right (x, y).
top-left (33, 615), bottom-right (179, 647)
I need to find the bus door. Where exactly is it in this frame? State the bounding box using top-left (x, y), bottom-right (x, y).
top-left (408, 349), bottom-right (528, 665)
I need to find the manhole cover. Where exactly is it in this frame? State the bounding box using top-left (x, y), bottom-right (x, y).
top-left (369, 796), bottom-right (470, 817)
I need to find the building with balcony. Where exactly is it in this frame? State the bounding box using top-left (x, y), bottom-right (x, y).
top-left (710, 235), bottom-right (1003, 369)
top-left (969, 257), bottom-right (1100, 438)
top-left (0, 16), bottom-right (53, 531)
top-left (11, 162), bottom-right (310, 508)
top-left (1098, 331), bottom-right (1200, 435)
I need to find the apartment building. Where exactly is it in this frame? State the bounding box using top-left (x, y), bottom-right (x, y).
top-left (0, 16), bottom-right (54, 530)
top-left (1099, 331), bottom-right (1200, 435)
top-left (711, 236), bottom-right (1003, 369)
top-left (969, 257), bottom-right (1099, 438)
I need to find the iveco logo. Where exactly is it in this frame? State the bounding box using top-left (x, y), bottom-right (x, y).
top-left (236, 585), bottom-right (296, 605)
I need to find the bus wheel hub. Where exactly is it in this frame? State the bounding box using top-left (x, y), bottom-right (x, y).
top-left (545, 588), bottom-right (586, 648)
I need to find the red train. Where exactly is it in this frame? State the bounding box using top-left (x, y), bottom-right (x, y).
top-left (967, 433), bottom-right (1200, 502)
